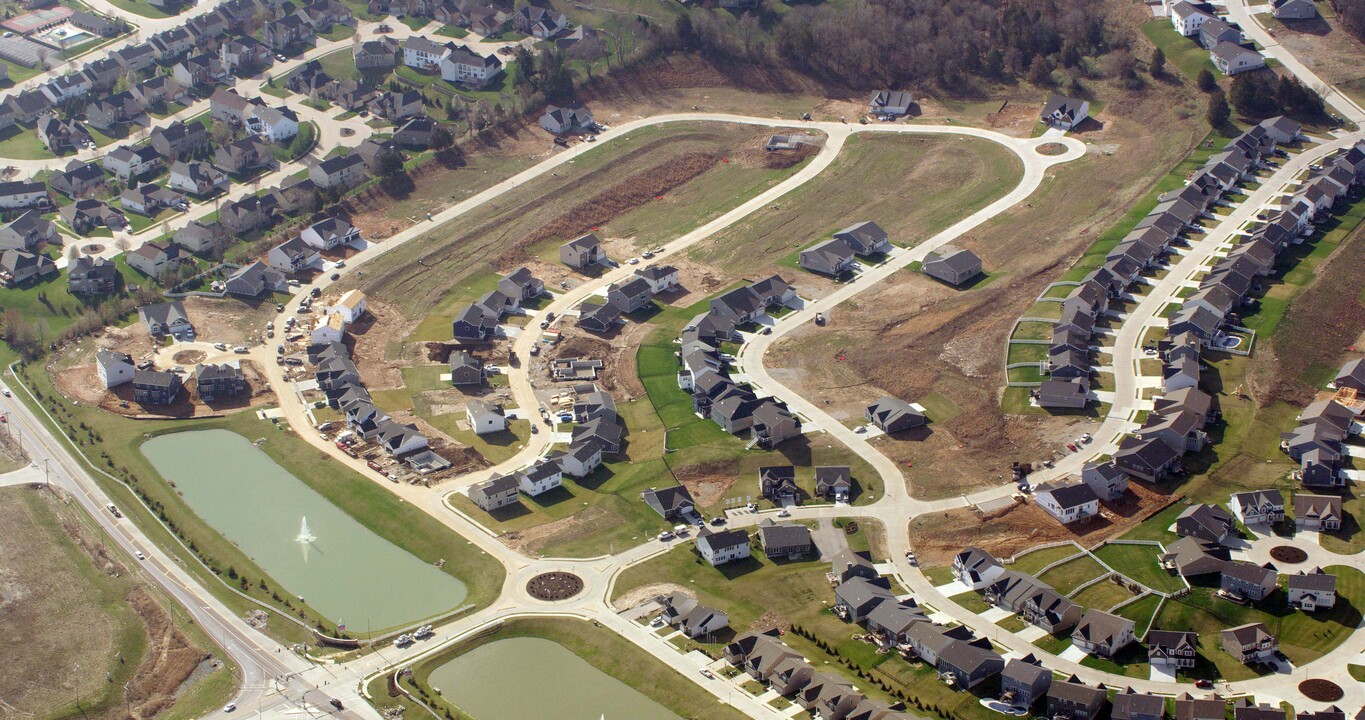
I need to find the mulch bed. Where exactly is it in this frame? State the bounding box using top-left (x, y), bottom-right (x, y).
top-left (1298, 679), bottom-right (1343, 702)
top-left (1270, 545), bottom-right (1308, 564)
top-left (527, 572), bottom-right (584, 601)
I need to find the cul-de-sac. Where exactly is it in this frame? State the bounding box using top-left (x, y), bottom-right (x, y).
top-left (1, 0), bottom-right (1365, 718)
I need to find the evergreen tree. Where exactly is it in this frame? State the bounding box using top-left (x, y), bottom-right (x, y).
top-left (1206, 89), bottom-right (1230, 128)
top-left (1151, 47), bottom-right (1165, 78)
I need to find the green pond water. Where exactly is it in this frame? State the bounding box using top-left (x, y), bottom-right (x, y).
top-left (141, 428), bottom-right (467, 631)
top-left (428, 636), bottom-right (683, 720)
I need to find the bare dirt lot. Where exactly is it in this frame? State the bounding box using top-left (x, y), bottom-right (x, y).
top-left (907, 482), bottom-right (1175, 567)
top-left (1262, 13), bottom-right (1365, 108)
top-left (538, 320), bottom-right (653, 400)
top-left (0, 487), bottom-right (221, 720)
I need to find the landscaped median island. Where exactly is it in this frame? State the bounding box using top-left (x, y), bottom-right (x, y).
top-left (11, 362), bottom-right (504, 641)
top-left (366, 618), bottom-right (748, 720)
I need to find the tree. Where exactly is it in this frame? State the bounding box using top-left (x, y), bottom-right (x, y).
top-left (1206, 89), bottom-right (1230, 128)
top-left (1027, 55), bottom-right (1052, 87)
top-left (374, 147), bottom-right (404, 177)
top-left (429, 123), bottom-right (454, 150)
top-left (674, 13), bottom-right (698, 50)
top-left (539, 48), bottom-right (575, 104)
top-left (1150, 47), bottom-right (1165, 78)
top-left (513, 45), bottom-right (536, 92)
top-left (1196, 68), bottom-right (1216, 93)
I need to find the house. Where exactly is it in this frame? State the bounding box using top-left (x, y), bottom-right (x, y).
top-left (149, 27), bottom-right (194, 61)
top-left (245, 105), bottom-right (300, 144)
top-left (1236, 701), bottom-right (1288, 720)
top-left (753, 401), bottom-right (800, 448)
top-left (85, 93), bottom-right (145, 132)
top-left (696, 527), bottom-right (750, 567)
top-left (560, 233), bottom-right (603, 269)
top-left (220, 195), bottom-right (279, 235)
top-left (451, 302), bottom-right (499, 341)
top-left (1294, 493), bottom-right (1343, 531)
top-left (1159, 536), bottom-right (1230, 577)
top-left (60, 199), bottom-right (126, 234)
top-left (517, 459), bottom-right (562, 496)
top-left (120, 183), bottom-right (187, 218)
top-left (759, 465), bottom-right (798, 502)
top-left (1114, 435), bottom-right (1181, 482)
top-left (952, 547), bottom-right (1005, 589)
top-left (49, 161), bottom-right (106, 198)
top-left (937, 640), bottom-right (1004, 690)
top-left (309, 154), bottom-right (366, 190)
top-left (497, 267), bottom-right (543, 301)
top-left (439, 45), bottom-right (503, 87)
top-left (394, 115), bottom-right (438, 148)
top-left (540, 102), bottom-right (594, 134)
top-left (1047, 676), bottom-right (1107, 720)
top-left (0, 211), bottom-right (56, 251)
top-left (799, 238), bottom-right (855, 277)
top-left (131, 369), bottom-right (182, 405)
top-left (1112, 689), bottom-right (1166, 720)
top-left (263, 14), bottom-right (314, 51)
top-left (921, 246), bottom-right (983, 286)
top-left (555, 440), bottom-right (603, 478)
top-left (220, 37), bottom-right (271, 74)
top-left (1221, 622), bottom-right (1278, 664)
top-left (214, 137), bottom-right (273, 175)
top-left (1001, 655), bottom-right (1050, 709)
top-left (1176, 503), bottom-right (1236, 546)
top-left (126, 241), bottom-right (187, 280)
top-left (70, 10), bottom-right (120, 36)
top-left (1033, 479), bottom-right (1099, 524)
top-left (197, 214), bottom-right (246, 252)
top-left (834, 576), bottom-right (894, 622)
top-left (376, 421), bottom-right (428, 456)
top-left (0, 181), bottom-right (49, 211)
top-left (1081, 461), bottom-right (1129, 502)
top-left (300, 215), bottom-right (361, 251)
top-left (1146, 630), bottom-right (1198, 670)
top-left (1271, 0), bottom-right (1316, 19)
top-left (194, 362), bottom-right (247, 402)
top-left (149, 120), bottom-right (208, 161)
top-left (1036, 378), bottom-right (1090, 409)
top-left (468, 474), bottom-right (519, 512)
top-left (1071, 610), bottom-right (1135, 658)
top-left (577, 301), bottom-right (621, 335)
top-left (35, 115), bottom-right (92, 154)
top-left (68, 256), bottom-right (118, 296)
top-left (834, 221), bottom-right (893, 256)
top-left (464, 398), bottom-right (507, 434)
top-left (370, 89), bottom-right (424, 121)
top-left (659, 591), bottom-right (729, 640)
top-left (606, 277), bottom-right (655, 313)
top-left (512, 4), bottom-right (567, 38)
top-left (1287, 568), bottom-right (1336, 611)
top-left (172, 53), bottom-right (227, 89)
top-left (1333, 357), bottom-right (1365, 392)
top-left (1041, 94), bottom-right (1090, 130)
top-left (267, 237), bottom-right (320, 275)
top-left (831, 549), bottom-right (877, 584)
top-left (1171, 1), bottom-right (1216, 36)
top-left (1199, 19), bottom-right (1241, 49)
top-left (1221, 562), bottom-right (1278, 601)
top-left (96, 350), bottom-right (135, 389)
top-left (224, 261), bottom-right (287, 297)
top-left (354, 38), bottom-right (399, 70)
top-left (1230, 489), bottom-right (1285, 525)
top-left (864, 396), bottom-right (925, 433)
top-left (864, 600), bottom-right (926, 645)
top-left (1175, 694), bottom-right (1226, 720)
top-left (0, 250), bottom-right (56, 285)
top-left (168, 161), bottom-right (227, 196)
top-left (94, 145), bottom-right (159, 182)
top-left (641, 485), bottom-right (695, 520)
top-left (1211, 42), bottom-right (1265, 76)
top-left (447, 351), bottom-right (484, 386)
top-left (986, 571), bottom-right (1082, 633)
top-left (402, 35), bottom-right (452, 68)
top-left (1139, 409), bottom-right (1209, 454)
top-left (758, 519), bottom-right (814, 559)
top-left (867, 90), bottom-right (913, 118)
top-left (311, 312), bottom-right (347, 344)
top-left (815, 466), bottom-right (852, 502)
top-left (210, 88), bottom-right (261, 125)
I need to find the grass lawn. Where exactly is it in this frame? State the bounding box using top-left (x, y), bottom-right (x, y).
top-left (399, 15), bottom-right (429, 30)
top-left (436, 24), bottom-right (469, 37)
top-left (1141, 20), bottom-right (1216, 83)
top-left (1013, 321), bottom-right (1055, 341)
top-left (102, 0), bottom-right (172, 17)
top-left (0, 124), bottom-right (54, 160)
top-left (388, 618), bottom-right (747, 720)
top-left (315, 48), bottom-right (365, 82)
top-left (436, 419), bottom-right (532, 464)
top-left (1009, 544), bottom-right (1082, 575)
top-left (1093, 542), bottom-right (1187, 593)
top-left (10, 364), bottom-right (505, 641)
top-left (0, 262), bottom-right (134, 336)
top-left (318, 24), bottom-right (356, 41)
top-left (996, 614), bottom-right (1028, 632)
top-left (1113, 594), bottom-right (1163, 636)
top-left (1071, 578), bottom-right (1137, 612)
top-left (1036, 555), bottom-right (1109, 595)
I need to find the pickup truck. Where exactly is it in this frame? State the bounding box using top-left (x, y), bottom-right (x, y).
top-left (366, 460), bottom-right (384, 471)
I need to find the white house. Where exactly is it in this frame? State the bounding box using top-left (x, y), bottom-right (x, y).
top-left (696, 527), bottom-right (750, 567)
top-left (517, 459), bottom-right (562, 496)
top-left (634, 264), bottom-right (680, 294)
top-left (246, 106), bottom-right (300, 143)
top-left (438, 45), bottom-right (502, 87)
top-left (465, 399), bottom-right (507, 435)
top-left (300, 215), bottom-right (361, 250)
top-left (1211, 42), bottom-right (1265, 76)
top-left (96, 350), bottom-right (135, 389)
top-left (329, 289), bottom-right (367, 324)
top-left (1171, 1), bottom-right (1215, 36)
top-left (1287, 570), bottom-right (1336, 611)
top-left (555, 441), bottom-right (602, 478)
top-left (1229, 489), bottom-right (1285, 526)
top-left (952, 547), bottom-right (1005, 589)
top-left (540, 103), bottom-right (594, 134)
top-left (1033, 479), bottom-right (1100, 524)
top-left (310, 312), bottom-right (346, 345)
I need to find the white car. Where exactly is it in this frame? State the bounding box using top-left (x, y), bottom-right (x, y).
top-left (699, 668), bottom-right (715, 679)
top-left (134, 550), bottom-right (145, 560)
top-left (1, 388), bottom-right (10, 397)
top-left (223, 703), bottom-right (236, 713)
